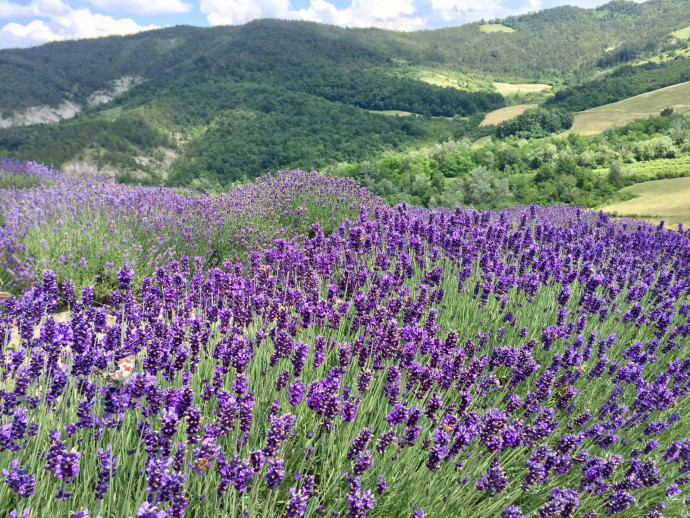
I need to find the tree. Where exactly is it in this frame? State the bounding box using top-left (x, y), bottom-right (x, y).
top-left (466, 166), bottom-right (512, 207)
top-left (608, 161), bottom-right (625, 188)
top-left (440, 179), bottom-right (465, 207)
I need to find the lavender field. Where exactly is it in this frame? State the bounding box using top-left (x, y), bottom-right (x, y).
top-left (1, 159), bottom-right (689, 517)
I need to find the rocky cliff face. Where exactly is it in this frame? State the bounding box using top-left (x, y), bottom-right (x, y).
top-left (0, 76), bottom-right (143, 128)
top-left (0, 101), bottom-right (81, 128)
top-left (87, 76), bottom-right (144, 108)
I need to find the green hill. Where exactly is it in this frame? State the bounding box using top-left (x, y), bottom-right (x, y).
top-left (2, 0), bottom-right (690, 188)
top-left (567, 81), bottom-right (690, 135)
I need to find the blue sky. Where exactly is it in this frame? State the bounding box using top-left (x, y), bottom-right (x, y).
top-left (0, 0), bottom-right (641, 49)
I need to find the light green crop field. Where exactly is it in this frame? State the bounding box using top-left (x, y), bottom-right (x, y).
top-left (671, 25), bottom-right (690, 39)
top-left (405, 67), bottom-right (495, 92)
top-left (601, 176), bottom-right (690, 227)
top-left (418, 72), bottom-right (460, 89)
top-left (479, 103), bottom-right (539, 126)
top-left (479, 24), bottom-right (515, 33)
top-left (567, 81), bottom-right (690, 135)
top-left (493, 82), bottom-right (552, 96)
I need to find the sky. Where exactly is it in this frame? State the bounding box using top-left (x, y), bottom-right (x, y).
top-left (0, 0), bottom-right (642, 49)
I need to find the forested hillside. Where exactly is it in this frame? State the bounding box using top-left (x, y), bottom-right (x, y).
top-left (2, 0), bottom-right (690, 189)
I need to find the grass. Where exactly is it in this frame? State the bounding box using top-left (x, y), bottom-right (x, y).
top-left (479, 103), bottom-right (539, 126)
top-left (637, 47), bottom-right (690, 65)
top-left (367, 109), bottom-right (417, 117)
top-left (567, 81), bottom-right (690, 135)
top-left (671, 25), bottom-right (690, 39)
top-left (492, 82), bottom-right (551, 96)
top-left (402, 66), bottom-right (495, 92)
top-left (600, 175), bottom-right (690, 226)
top-left (479, 24), bottom-right (515, 33)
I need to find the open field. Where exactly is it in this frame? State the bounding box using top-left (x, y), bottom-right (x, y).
top-left (567, 81), bottom-right (690, 135)
top-left (671, 25), bottom-right (690, 39)
top-left (479, 23), bottom-right (514, 33)
top-left (479, 103), bottom-right (538, 126)
top-left (493, 82), bottom-right (551, 96)
top-left (367, 109), bottom-right (416, 117)
top-left (418, 72), bottom-right (461, 89)
top-left (600, 175), bottom-right (690, 226)
top-left (407, 67), bottom-right (494, 92)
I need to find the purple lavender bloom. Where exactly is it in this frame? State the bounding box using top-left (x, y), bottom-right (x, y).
top-left (607, 490), bottom-right (637, 514)
top-left (346, 488), bottom-right (376, 518)
top-left (232, 373), bottom-right (250, 395)
top-left (95, 445), bottom-right (117, 499)
top-left (265, 456), bottom-right (285, 489)
top-left (667, 483), bottom-right (682, 497)
top-left (131, 502), bottom-right (167, 518)
top-left (285, 487), bottom-right (309, 517)
top-left (476, 457), bottom-right (509, 496)
top-left (289, 379), bottom-right (306, 406)
top-left (348, 427), bottom-right (373, 461)
top-left (228, 456), bottom-right (255, 493)
top-left (498, 506), bottom-right (525, 518)
top-left (354, 450), bottom-right (374, 476)
top-left (538, 487), bottom-right (579, 517)
top-left (3, 460), bottom-right (36, 497)
top-left (377, 475), bottom-right (386, 495)
top-left (341, 397), bottom-right (360, 422)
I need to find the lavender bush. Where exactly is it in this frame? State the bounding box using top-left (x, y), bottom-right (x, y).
top-left (0, 160), bottom-right (689, 517)
top-left (0, 159), bottom-right (61, 191)
top-left (1, 161), bottom-right (382, 298)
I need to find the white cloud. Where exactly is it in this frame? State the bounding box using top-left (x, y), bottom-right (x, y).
top-left (0, 0), bottom-right (71, 18)
top-left (293, 0), bottom-right (424, 30)
top-left (198, 0), bottom-right (654, 31)
top-left (199, 0), bottom-right (292, 26)
top-left (87, 0), bottom-right (192, 15)
top-left (0, 0), bottom-right (156, 48)
top-left (200, 0), bottom-right (426, 31)
top-left (199, 0), bottom-right (527, 31)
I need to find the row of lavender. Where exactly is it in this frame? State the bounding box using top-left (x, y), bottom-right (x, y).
top-left (0, 158), bottom-right (383, 298)
top-left (1, 160), bottom-right (690, 517)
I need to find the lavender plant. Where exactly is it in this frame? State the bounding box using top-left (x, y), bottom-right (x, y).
top-left (0, 161), bottom-right (382, 298)
top-left (0, 160), bottom-right (689, 517)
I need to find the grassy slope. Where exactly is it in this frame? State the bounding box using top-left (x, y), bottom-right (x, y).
top-left (567, 81), bottom-right (690, 135)
top-left (479, 104), bottom-right (539, 126)
top-left (479, 24), bottom-right (515, 33)
top-left (493, 83), bottom-right (552, 95)
top-left (601, 175), bottom-right (690, 226)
